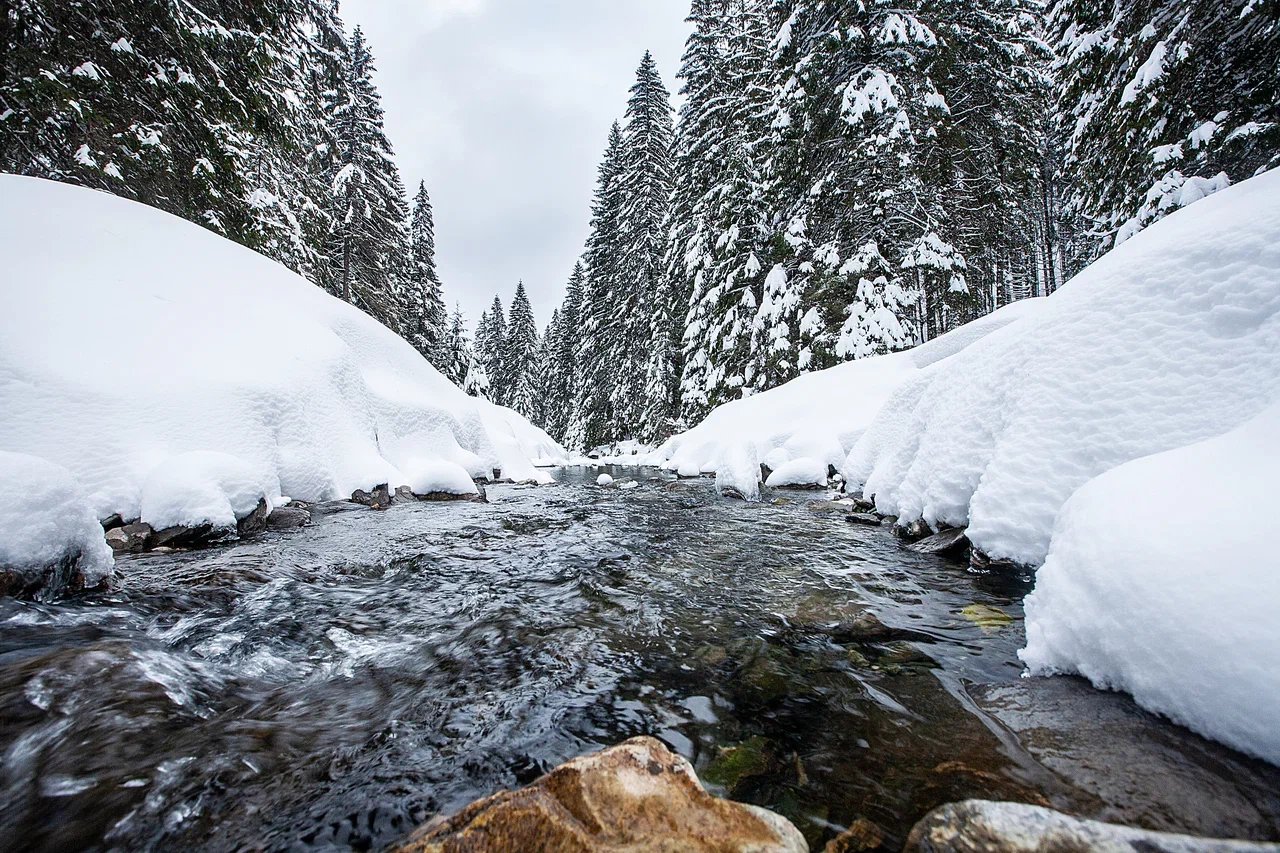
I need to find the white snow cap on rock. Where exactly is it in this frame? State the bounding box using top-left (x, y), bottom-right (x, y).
top-left (0, 176), bottom-right (564, 537)
top-left (847, 166), bottom-right (1280, 565)
top-left (1021, 401), bottom-right (1280, 766)
top-left (0, 452), bottom-right (113, 589)
top-left (596, 474), bottom-right (614, 487)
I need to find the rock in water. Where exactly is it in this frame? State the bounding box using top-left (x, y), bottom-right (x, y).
top-left (391, 736), bottom-right (807, 852)
top-left (906, 800), bottom-right (1280, 852)
top-left (265, 507), bottom-right (311, 530)
top-left (105, 522), bottom-right (154, 553)
top-left (908, 528), bottom-right (969, 557)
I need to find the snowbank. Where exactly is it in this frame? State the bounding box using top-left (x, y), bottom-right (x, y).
top-left (0, 452), bottom-right (113, 594)
top-left (1020, 401), bottom-right (1280, 765)
top-left (650, 298), bottom-right (1044, 498)
top-left (0, 176), bottom-right (564, 543)
top-left (847, 168), bottom-right (1280, 565)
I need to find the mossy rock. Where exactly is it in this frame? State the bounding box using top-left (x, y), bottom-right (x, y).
top-left (960, 603), bottom-right (1014, 632)
top-left (702, 736), bottom-right (776, 794)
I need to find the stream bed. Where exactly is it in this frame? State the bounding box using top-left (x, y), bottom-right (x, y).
top-left (2, 466), bottom-right (1278, 851)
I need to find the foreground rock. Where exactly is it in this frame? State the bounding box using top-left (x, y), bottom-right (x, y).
top-left (906, 800), bottom-right (1280, 852)
top-left (908, 528), bottom-right (968, 558)
top-left (392, 736), bottom-right (807, 852)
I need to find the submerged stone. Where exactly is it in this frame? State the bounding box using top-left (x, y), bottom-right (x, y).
top-left (391, 736), bottom-right (806, 852)
top-left (905, 800), bottom-right (1280, 852)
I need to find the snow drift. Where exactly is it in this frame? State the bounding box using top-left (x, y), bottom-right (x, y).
top-left (1021, 401), bottom-right (1280, 765)
top-left (649, 298), bottom-right (1045, 497)
top-left (0, 176), bottom-right (564, 574)
top-left (846, 167), bottom-right (1280, 566)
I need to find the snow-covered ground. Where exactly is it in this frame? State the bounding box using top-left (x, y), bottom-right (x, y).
top-left (653, 167), bottom-right (1280, 764)
top-left (0, 176), bottom-right (565, 580)
top-left (1021, 400), bottom-right (1280, 765)
top-left (647, 297), bottom-right (1045, 494)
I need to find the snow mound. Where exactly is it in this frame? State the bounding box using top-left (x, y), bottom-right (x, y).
top-left (847, 168), bottom-right (1280, 564)
top-left (140, 451), bottom-right (279, 531)
top-left (0, 175), bottom-right (564, 534)
top-left (764, 457), bottom-right (827, 489)
top-left (1020, 401), bottom-right (1280, 765)
top-left (0, 452), bottom-right (113, 591)
top-left (596, 474), bottom-right (614, 487)
top-left (650, 298), bottom-right (1043, 494)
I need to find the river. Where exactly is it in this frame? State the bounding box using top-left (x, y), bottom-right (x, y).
top-left (2, 466), bottom-right (1278, 851)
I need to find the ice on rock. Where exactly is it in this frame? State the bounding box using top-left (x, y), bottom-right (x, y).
top-left (846, 167), bottom-right (1280, 565)
top-left (764, 457), bottom-right (827, 488)
top-left (1021, 401), bottom-right (1280, 766)
top-left (0, 452), bottom-right (114, 588)
top-left (0, 176), bottom-right (564, 534)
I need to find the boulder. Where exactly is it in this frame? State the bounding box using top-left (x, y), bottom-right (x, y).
top-left (266, 506), bottom-right (311, 530)
top-left (845, 513), bottom-right (881, 526)
top-left (894, 519), bottom-right (933, 542)
top-left (105, 521), bottom-right (154, 553)
top-left (392, 485), bottom-right (418, 505)
top-left (391, 736), bottom-right (807, 853)
top-left (908, 528), bottom-right (969, 558)
top-left (906, 800), bottom-right (1280, 852)
top-left (350, 484), bottom-right (392, 509)
top-left (150, 521), bottom-right (218, 549)
top-left (235, 498), bottom-right (271, 536)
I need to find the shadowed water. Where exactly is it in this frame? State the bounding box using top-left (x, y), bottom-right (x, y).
top-left (2, 467), bottom-right (1278, 851)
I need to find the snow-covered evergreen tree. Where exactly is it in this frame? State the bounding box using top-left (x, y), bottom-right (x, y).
top-left (1049, 0), bottom-right (1279, 257)
top-left (543, 263), bottom-right (585, 442)
top-left (325, 26), bottom-right (411, 333)
top-left (500, 281), bottom-right (541, 421)
top-left (406, 181), bottom-right (449, 367)
top-left (475, 296), bottom-right (508, 404)
top-left (443, 304), bottom-right (488, 397)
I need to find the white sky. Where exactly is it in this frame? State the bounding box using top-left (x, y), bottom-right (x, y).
top-left (339, 0), bottom-right (691, 329)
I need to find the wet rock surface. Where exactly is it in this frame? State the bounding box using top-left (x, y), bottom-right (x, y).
top-left (393, 736), bottom-right (806, 852)
top-left (906, 800), bottom-right (1280, 852)
top-left (1, 467), bottom-right (1278, 852)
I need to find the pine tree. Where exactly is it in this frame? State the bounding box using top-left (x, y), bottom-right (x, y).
top-left (500, 281), bottom-right (542, 421)
top-left (544, 263), bottom-right (585, 442)
top-left (325, 26), bottom-right (411, 333)
top-left (407, 181), bottom-right (449, 367)
top-left (475, 296), bottom-right (508, 404)
top-left (442, 304), bottom-right (488, 397)
top-left (567, 122), bottom-right (627, 450)
top-left (1049, 0), bottom-right (1279, 257)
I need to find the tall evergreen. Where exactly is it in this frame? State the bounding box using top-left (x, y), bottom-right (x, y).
top-left (443, 304), bottom-right (489, 397)
top-left (500, 281), bottom-right (542, 421)
top-left (407, 181), bottom-right (449, 367)
top-left (475, 296), bottom-right (508, 404)
top-left (325, 26), bottom-right (411, 331)
top-left (542, 263), bottom-right (585, 442)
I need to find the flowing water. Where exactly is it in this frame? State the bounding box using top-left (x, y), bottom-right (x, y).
top-left (2, 467), bottom-right (1278, 851)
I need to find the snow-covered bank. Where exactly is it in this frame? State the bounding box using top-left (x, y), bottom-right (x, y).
top-left (847, 168), bottom-right (1280, 566)
top-left (1021, 401), bottom-right (1280, 765)
top-left (648, 298), bottom-right (1046, 496)
top-left (0, 176), bottom-right (564, 581)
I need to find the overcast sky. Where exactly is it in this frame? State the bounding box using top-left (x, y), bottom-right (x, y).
top-left (339, 0), bottom-right (691, 329)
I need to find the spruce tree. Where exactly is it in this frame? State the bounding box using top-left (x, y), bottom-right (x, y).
top-left (325, 26), bottom-right (411, 333)
top-left (407, 181), bottom-right (449, 367)
top-left (544, 263), bottom-right (585, 442)
top-left (475, 296), bottom-right (508, 404)
top-left (500, 281), bottom-right (542, 421)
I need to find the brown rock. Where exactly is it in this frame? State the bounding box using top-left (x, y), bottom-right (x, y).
top-left (824, 818), bottom-right (887, 852)
top-left (908, 528), bottom-right (969, 558)
top-left (392, 736), bottom-right (807, 853)
top-left (236, 498), bottom-right (271, 536)
top-left (350, 484), bottom-right (392, 509)
top-left (105, 522), bottom-right (154, 553)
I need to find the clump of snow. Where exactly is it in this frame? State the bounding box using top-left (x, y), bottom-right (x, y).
top-left (596, 474), bottom-right (614, 487)
top-left (715, 443), bottom-right (761, 501)
top-left (0, 176), bottom-right (564, 534)
top-left (140, 451), bottom-right (278, 531)
top-left (1021, 401), bottom-right (1280, 766)
top-left (847, 167), bottom-right (1280, 565)
top-left (764, 457), bottom-right (827, 489)
top-left (650, 298), bottom-right (1043, 494)
top-left (401, 459), bottom-right (479, 497)
top-left (618, 480), bottom-right (639, 491)
top-left (0, 452), bottom-right (113, 588)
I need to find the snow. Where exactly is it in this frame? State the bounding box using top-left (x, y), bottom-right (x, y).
top-left (764, 457), bottom-right (827, 489)
top-left (848, 167), bottom-right (1280, 566)
top-left (0, 452), bottom-right (113, 588)
top-left (1021, 401), bottom-right (1280, 766)
top-left (596, 474), bottom-right (614, 487)
top-left (0, 176), bottom-right (564, 541)
top-left (649, 298), bottom-right (1043, 498)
